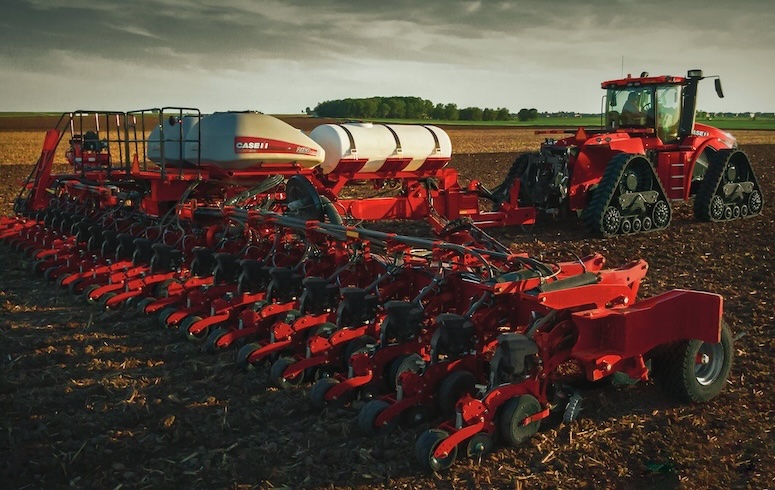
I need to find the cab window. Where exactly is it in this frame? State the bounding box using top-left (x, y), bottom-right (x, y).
top-left (656, 85), bottom-right (681, 142)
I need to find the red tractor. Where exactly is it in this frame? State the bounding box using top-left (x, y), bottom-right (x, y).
top-left (490, 69), bottom-right (763, 236)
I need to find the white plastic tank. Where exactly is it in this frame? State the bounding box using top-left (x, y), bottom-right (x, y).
top-left (184, 112), bottom-right (324, 170)
top-left (147, 115), bottom-right (200, 166)
top-left (308, 123), bottom-right (452, 174)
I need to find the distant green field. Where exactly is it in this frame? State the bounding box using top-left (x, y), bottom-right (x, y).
top-left (364, 116), bottom-right (775, 130)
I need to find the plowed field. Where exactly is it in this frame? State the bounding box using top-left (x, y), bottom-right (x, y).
top-left (1, 121), bottom-right (773, 489)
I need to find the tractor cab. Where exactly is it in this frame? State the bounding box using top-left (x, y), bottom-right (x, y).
top-left (604, 73), bottom-right (685, 143)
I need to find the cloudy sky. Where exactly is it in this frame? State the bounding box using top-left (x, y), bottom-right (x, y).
top-left (1, 0), bottom-right (773, 114)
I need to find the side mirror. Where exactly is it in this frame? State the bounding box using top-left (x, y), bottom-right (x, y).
top-left (610, 92), bottom-right (618, 106)
top-left (169, 115), bottom-right (179, 126)
top-left (715, 79), bottom-right (724, 98)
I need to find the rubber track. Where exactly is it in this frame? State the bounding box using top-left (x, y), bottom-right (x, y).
top-left (694, 149), bottom-right (763, 221)
top-left (491, 153), bottom-right (531, 205)
top-left (583, 153), bottom-right (671, 236)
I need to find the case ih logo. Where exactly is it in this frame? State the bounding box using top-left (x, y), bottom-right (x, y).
top-left (234, 137), bottom-right (317, 156)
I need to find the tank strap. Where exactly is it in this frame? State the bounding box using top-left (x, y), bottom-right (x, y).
top-left (421, 125), bottom-right (442, 154)
top-left (336, 124), bottom-right (358, 158)
top-left (380, 124), bottom-right (403, 155)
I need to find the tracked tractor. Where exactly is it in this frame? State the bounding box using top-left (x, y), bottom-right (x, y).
top-left (490, 69), bottom-right (763, 236)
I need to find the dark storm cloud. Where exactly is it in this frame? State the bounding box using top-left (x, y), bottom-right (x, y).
top-left (4, 0), bottom-right (772, 71)
top-left (1, 0), bottom-right (773, 112)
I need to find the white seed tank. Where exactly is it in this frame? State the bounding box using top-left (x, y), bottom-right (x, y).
top-left (147, 115), bottom-right (200, 166)
top-left (186, 112), bottom-right (325, 170)
top-left (308, 123), bottom-right (452, 174)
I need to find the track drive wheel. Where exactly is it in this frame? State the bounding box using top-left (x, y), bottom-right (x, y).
top-left (415, 429), bottom-right (457, 472)
top-left (652, 321), bottom-right (733, 403)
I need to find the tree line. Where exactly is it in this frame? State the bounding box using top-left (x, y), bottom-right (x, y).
top-left (309, 97), bottom-right (539, 121)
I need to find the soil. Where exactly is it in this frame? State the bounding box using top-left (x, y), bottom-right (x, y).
top-left (1, 141), bottom-right (774, 489)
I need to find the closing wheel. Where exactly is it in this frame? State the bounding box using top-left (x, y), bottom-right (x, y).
top-left (55, 273), bottom-right (71, 287)
top-left (204, 327), bottom-right (230, 354)
top-left (135, 297), bottom-right (155, 314)
top-left (465, 433), bottom-right (494, 459)
top-left (653, 321), bottom-right (733, 403)
top-left (358, 399), bottom-right (396, 436)
top-left (498, 394), bottom-right (542, 446)
top-left (270, 356), bottom-right (304, 389)
top-left (82, 284), bottom-right (101, 304)
top-left (620, 218), bottom-right (632, 234)
top-left (236, 342), bottom-right (262, 370)
top-left (402, 405), bottom-right (433, 427)
top-left (158, 307), bottom-right (178, 327)
top-left (43, 266), bottom-right (58, 282)
top-left (740, 204), bottom-right (749, 217)
top-left (415, 429), bottom-right (457, 472)
top-left (98, 292), bottom-right (119, 311)
top-left (723, 206), bottom-right (733, 220)
top-left (437, 370), bottom-right (477, 415)
top-left (310, 377), bottom-right (339, 409)
top-left (631, 217), bottom-right (642, 233)
top-left (68, 278), bottom-right (83, 295)
top-left (179, 315), bottom-right (207, 341)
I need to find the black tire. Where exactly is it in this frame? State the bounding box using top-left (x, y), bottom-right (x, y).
top-left (415, 429), bottom-right (457, 472)
top-left (135, 297), bottom-right (155, 314)
top-left (154, 279), bottom-right (179, 298)
top-left (342, 335), bottom-right (376, 370)
top-left (357, 399), bottom-right (395, 436)
top-left (82, 284), bottom-right (101, 304)
top-left (179, 315), bottom-right (206, 341)
top-left (98, 292), bottom-right (119, 311)
top-left (310, 377), bottom-right (338, 409)
top-left (158, 306), bottom-right (178, 327)
top-left (43, 266), bottom-right (58, 282)
top-left (437, 370), bottom-right (477, 415)
top-left (653, 322), bottom-right (733, 403)
top-left (270, 357), bottom-right (304, 389)
top-left (465, 433), bottom-right (494, 459)
top-left (388, 353), bottom-right (425, 391)
top-left (498, 395), bottom-right (542, 446)
top-left (55, 273), bottom-right (71, 287)
top-left (67, 278), bottom-right (83, 295)
top-left (204, 327), bottom-right (230, 354)
top-left (236, 342), bottom-right (262, 370)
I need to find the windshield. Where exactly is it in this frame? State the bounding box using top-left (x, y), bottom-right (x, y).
top-left (655, 85), bottom-right (681, 141)
top-left (607, 86), bottom-right (655, 129)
